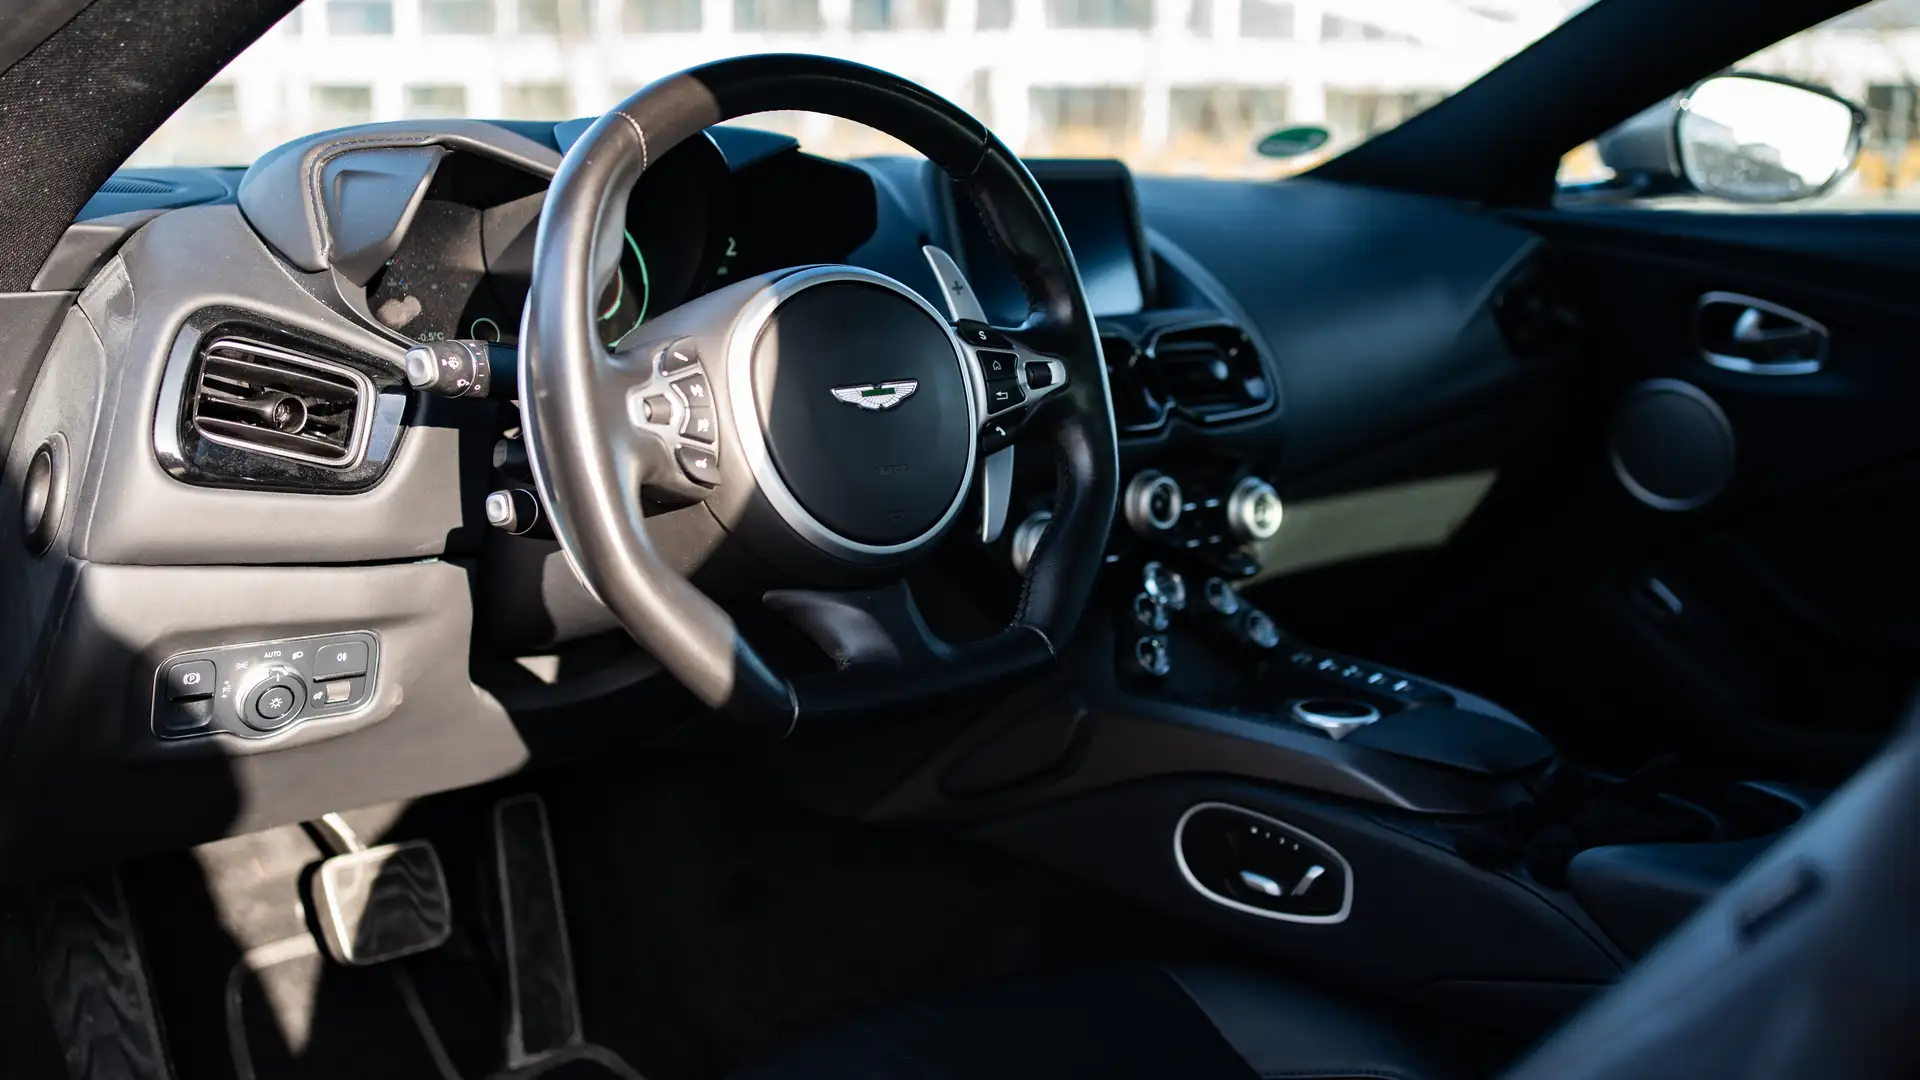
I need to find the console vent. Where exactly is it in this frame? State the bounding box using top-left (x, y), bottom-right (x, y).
top-left (1147, 324), bottom-right (1273, 424)
top-left (1102, 333), bottom-right (1170, 433)
top-left (190, 337), bottom-right (373, 466)
top-left (1492, 252), bottom-right (1580, 358)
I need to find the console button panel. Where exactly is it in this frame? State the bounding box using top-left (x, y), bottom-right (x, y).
top-left (151, 631), bottom-right (379, 740)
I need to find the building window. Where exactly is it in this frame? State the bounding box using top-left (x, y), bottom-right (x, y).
top-left (734, 0), bottom-right (823, 31)
top-left (1321, 14), bottom-right (1417, 44)
top-left (1325, 88), bottom-right (1442, 141)
top-left (852, 0), bottom-right (945, 30)
top-left (404, 85), bottom-right (470, 118)
top-left (313, 84), bottom-right (375, 127)
top-left (1187, 0), bottom-right (1212, 35)
top-left (966, 69), bottom-right (994, 127)
top-left (503, 82), bottom-right (572, 118)
top-left (521, 0), bottom-right (592, 33)
top-left (1239, 0), bottom-right (1290, 38)
top-left (1169, 86), bottom-right (1288, 143)
top-left (1044, 0), bottom-right (1150, 30)
top-left (328, 0), bottom-right (392, 34)
top-left (977, 0), bottom-right (1012, 29)
top-left (623, 0), bottom-right (701, 31)
top-left (422, 0), bottom-right (496, 33)
top-left (182, 83), bottom-right (242, 123)
top-left (1029, 86), bottom-right (1141, 154)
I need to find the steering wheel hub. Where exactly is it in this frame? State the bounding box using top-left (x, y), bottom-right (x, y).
top-left (733, 269), bottom-right (978, 554)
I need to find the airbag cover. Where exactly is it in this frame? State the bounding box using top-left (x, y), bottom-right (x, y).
top-left (751, 282), bottom-right (971, 546)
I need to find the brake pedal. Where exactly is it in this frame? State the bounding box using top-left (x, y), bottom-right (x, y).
top-left (309, 840), bottom-right (453, 966)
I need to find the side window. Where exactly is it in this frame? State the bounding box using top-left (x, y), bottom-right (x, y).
top-left (1559, 0), bottom-right (1914, 211)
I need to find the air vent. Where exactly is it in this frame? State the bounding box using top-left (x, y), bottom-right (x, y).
top-left (1492, 253), bottom-right (1579, 357)
top-left (190, 337), bottom-right (373, 466)
top-left (1102, 333), bottom-right (1170, 433)
top-left (98, 175), bottom-right (178, 195)
top-left (1147, 323), bottom-right (1273, 424)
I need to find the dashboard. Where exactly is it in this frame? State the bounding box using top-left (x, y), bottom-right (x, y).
top-left (1, 111), bottom-right (1565, 878)
top-left (355, 129), bottom-right (878, 351)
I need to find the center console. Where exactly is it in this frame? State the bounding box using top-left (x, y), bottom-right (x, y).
top-left (879, 455), bottom-right (1818, 1038)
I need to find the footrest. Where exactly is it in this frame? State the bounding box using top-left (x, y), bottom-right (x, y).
top-left (310, 840), bottom-right (452, 966)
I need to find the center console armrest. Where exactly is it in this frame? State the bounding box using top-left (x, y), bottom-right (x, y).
top-left (1567, 837), bottom-right (1778, 958)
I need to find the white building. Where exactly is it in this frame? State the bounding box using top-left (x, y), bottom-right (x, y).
top-left (133, 0), bottom-right (1566, 175)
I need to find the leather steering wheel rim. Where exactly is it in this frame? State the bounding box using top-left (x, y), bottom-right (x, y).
top-left (521, 54), bottom-right (1118, 736)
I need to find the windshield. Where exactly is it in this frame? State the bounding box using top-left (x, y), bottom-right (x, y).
top-left (127, 0), bottom-right (1588, 176)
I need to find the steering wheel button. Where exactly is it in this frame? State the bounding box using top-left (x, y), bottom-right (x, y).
top-left (676, 446), bottom-right (721, 486)
top-left (314, 641), bottom-right (369, 680)
top-left (658, 340), bottom-right (700, 377)
top-left (976, 350), bottom-right (1016, 378)
top-left (986, 379), bottom-right (1026, 411)
top-left (672, 373), bottom-right (713, 406)
top-left (640, 394), bottom-right (675, 425)
top-left (955, 320), bottom-right (1010, 348)
top-left (1024, 361), bottom-right (1055, 389)
top-left (679, 406), bottom-right (717, 443)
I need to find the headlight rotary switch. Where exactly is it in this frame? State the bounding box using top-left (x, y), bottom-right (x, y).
top-left (239, 665), bottom-right (307, 732)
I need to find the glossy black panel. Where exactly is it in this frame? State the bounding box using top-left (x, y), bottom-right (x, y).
top-left (752, 282), bottom-right (970, 545)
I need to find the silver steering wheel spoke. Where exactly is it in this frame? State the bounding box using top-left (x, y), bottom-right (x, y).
top-left (921, 245), bottom-right (1069, 544)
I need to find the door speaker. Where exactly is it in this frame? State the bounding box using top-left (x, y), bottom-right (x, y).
top-left (1608, 379), bottom-right (1734, 511)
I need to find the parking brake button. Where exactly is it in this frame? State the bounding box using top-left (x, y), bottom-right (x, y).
top-left (164, 660), bottom-right (216, 701)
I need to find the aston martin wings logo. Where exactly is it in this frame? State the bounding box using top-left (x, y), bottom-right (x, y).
top-left (830, 380), bottom-right (919, 410)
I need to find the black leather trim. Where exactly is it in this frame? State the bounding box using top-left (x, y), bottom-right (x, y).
top-left (522, 55), bottom-right (1115, 732)
top-left (1504, 712), bottom-right (1920, 1080)
top-left (729, 966), bottom-right (1453, 1080)
top-left (1566, 838), bottom-right (1775, 958)
top-left (1166, 966), bottom-right (1454, 1080)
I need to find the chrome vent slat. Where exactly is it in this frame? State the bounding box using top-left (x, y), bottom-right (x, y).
top-left (188, 336), bottom-right (374, 468)
top-left (1144, 322), bottom-right (1274, 425)
top-left (1102, 333), bottom-right (1170, 433)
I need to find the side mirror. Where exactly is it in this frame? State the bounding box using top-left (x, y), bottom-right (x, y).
top-left (1678, 74), bottom-right (1864, 202)
top-left (1590, 73), bottom-right (1865, 204)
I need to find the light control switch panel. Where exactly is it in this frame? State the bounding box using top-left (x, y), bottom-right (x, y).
top-left (151, 631), bottom-right (379, 740)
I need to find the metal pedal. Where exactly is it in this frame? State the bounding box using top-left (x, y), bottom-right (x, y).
top-left (309, 840), bottom-right (452, 966)
top-left (495, 793), bottom-right (583, 1065)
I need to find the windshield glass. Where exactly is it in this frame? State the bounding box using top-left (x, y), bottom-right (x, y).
top-left (127, 0), bottom-right (1588, 176)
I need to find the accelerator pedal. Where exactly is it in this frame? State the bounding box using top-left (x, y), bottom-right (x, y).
top-left (494, 793), bottom-right (584, 1065)
top-left (309, 840), bottom-right (453, 966)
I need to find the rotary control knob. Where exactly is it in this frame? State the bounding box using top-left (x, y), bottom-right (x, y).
top-left (1228, 477), bottom-right (1284, 542)
top-left (239, 664), bottom-right (307, 732)
top-left (1141, 560), bottom-right (1187, 611)
top-left (1123, 470), bottom-right (1183, 536)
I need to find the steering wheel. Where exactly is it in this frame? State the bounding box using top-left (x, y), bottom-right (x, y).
top-left (519, 55), bottom-right (1118, 737)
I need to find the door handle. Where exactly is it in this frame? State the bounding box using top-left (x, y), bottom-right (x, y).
top-left (1697, 292), bottom-right (1827, 375)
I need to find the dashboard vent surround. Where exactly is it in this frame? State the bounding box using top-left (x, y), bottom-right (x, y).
top-left (1146, 323), bottom-right (1273, 425)
top-left (1102, 333), bottom-right (1170, 433)
top-left (189, 337), bottom-right (373, 467)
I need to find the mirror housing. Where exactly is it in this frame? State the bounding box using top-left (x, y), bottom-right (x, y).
top-left (1587, 72), bottom-right (1865, 204)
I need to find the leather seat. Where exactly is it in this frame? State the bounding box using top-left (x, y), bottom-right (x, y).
top-left (732, 966), bottom-right (1455, 1080)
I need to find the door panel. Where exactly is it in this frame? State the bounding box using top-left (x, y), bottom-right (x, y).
top-left (1393, 208), bottom-right (1920, 783)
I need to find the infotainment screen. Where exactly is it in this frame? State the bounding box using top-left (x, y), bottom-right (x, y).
top-left (953, 162), bottom-right (1151, 324)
